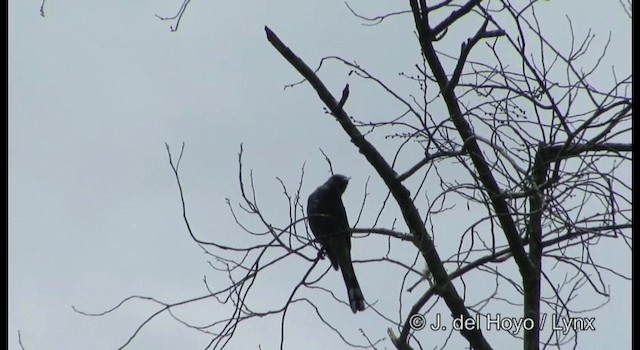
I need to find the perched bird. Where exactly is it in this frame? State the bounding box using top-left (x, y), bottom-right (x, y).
top-left (307, 174), bottom-right (365, 313)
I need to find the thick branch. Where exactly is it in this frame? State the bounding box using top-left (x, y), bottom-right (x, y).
top-left (410, 0), bottom-right (535, 279)
top-left (523, 146), bottom-right (548, 350)
top-left (545, 142), bottom-right (632, 159)
top-left (447, 20), bottom-right (505, 93)
top-left (431, 0), bottom-right (483, 37)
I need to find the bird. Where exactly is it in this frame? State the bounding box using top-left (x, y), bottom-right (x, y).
top-left (307, 174), bottom-right (365, 313)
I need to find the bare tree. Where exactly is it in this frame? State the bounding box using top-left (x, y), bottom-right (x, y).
top-left (77, 1), bottom-right (631, 349)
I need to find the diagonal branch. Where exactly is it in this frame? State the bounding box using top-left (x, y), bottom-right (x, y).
top-left (447, 20), bottom-right (505, 93)
top-left (431, 0), bottom-right (482, 37)
top-left (409, 0), bottom-right (534, 279)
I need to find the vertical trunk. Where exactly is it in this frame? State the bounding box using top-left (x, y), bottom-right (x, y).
top-left (523, 146), bottom-right (549, 350)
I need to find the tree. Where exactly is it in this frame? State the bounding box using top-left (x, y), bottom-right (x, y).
top-left (81, 1), bottom-right (631, 349)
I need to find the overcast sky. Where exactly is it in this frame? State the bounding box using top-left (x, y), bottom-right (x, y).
top-left (9, 1), bottom-right (631, 349)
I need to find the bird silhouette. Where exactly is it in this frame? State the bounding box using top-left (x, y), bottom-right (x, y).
top-left (307, 174), bottom-right (365, 313)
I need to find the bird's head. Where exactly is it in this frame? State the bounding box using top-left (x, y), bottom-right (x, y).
top-left (327, 174), bottom-right (350, 194)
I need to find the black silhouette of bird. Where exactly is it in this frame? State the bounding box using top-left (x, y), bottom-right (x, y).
top-left (307, 174), bottom-right (365, 313)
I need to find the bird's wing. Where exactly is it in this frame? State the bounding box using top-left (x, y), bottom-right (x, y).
top-left (307, 187), bottom-right (340, 269)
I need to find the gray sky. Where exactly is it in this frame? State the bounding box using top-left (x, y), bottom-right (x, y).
top-left (9, 1), bottom-right (631, 349)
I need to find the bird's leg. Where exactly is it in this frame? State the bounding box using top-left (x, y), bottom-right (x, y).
top-left (316, 247), bottom-right (328, 260)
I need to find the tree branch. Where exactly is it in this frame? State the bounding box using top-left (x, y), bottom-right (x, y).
top-left (265, 25), bottom-right (492, 350)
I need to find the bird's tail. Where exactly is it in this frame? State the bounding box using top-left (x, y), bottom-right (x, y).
top-left (340, 262), bottom-right (365, 313)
